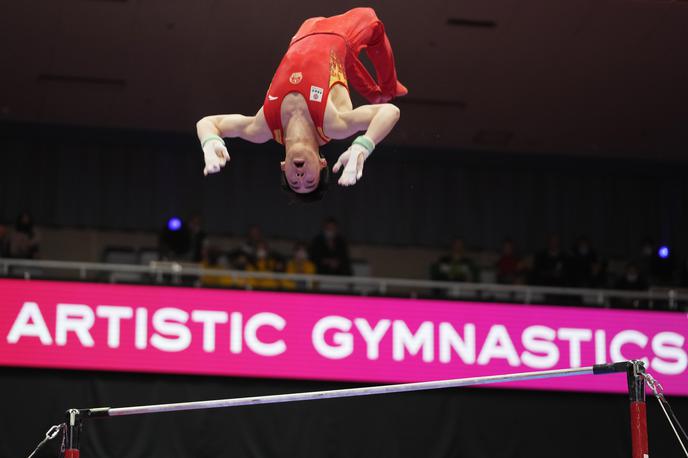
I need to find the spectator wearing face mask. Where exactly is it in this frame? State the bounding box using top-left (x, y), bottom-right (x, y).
top-left (310, 217), bottom-right (352, 276)
top-left (247, 241), bottom-right (281, 289)
top-left (283, 242), bottom-right (317, 290)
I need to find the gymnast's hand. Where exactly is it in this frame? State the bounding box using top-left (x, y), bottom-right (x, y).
top-left (333, 136), bottom-right (375, 186)
top-left (202, 138), bottom-right (230, 176)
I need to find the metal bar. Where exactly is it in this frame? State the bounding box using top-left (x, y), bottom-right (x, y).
top-left (627, 361), bottom-right (649, 458)
top-left (103, 366), bottom-right (606, 418)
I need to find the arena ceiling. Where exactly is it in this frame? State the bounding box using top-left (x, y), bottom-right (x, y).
top-left (1, 0), bottom-right (687, 160)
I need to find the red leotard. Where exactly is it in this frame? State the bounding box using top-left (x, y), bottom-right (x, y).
top-left (263, 8), bottom-right (406, 145)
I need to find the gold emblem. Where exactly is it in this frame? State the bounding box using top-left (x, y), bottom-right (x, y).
top-left (289, 72), bottom-right (303, 85)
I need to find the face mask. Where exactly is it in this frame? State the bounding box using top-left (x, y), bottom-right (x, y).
top-left (295, 249), bottom-right (307, 261)
top-left (256, 249), bottom-right (267, 259)
top-left (324, 229), bottom-right (336, 240)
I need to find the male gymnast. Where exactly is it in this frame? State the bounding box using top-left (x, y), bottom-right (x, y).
top-left (196, 7), bottom-right (407, 201)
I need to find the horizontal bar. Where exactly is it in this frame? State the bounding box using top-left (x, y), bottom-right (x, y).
top-left (88, 364), bottom-right (628, 418)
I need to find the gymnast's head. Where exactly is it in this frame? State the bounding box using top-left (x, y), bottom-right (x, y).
top-left (280, 142), bottom-right (329, 202)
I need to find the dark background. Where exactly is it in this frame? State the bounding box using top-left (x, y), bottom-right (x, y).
top-left (3, 367), bottom-right (687, 458)
top-left (1, 122), bottom-right (687, 256)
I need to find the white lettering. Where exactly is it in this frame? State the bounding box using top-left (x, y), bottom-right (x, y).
top-left (651, 332), bottom-right (687, 375)
top-left (477, 324), bottom-right (520, 367)
top-left (150, 308), bottom-right (191, 352)
top-left (595, 330), bottom-right (607, 364)
top-left (191, 310), bottom-right (228, 353)
top-left (392, 321), bottom-right (434, 362)
top-left (558, 328), bottom-right (592, 367)
top-left (610, 330), bottom-right (649, 367)
top-left (230, 312), bottom-right (243, 354)
top-left (135, 307), bottom-right (148, 350)
top-left (354, 318), bottom-right (391, 360)
top-left (439, 322), bottom-right (475, 364)
top-left (521, 325), bottom-right (559, 369)
top-left (96, 306), bottom-right (133, 349)
top-left (6, 302), bottom-right (53, 345)
top-left (56, 304), bottom-right (95, 347)
top-left (244, 312), bottom-right (286, 357)
top-left (312, 316), bottom-right (352, 359)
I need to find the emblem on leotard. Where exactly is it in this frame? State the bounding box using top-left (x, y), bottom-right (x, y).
top-left (289, 72), bottom-right (303, 84)
top-left (310, 86), bottom-right (324, 102)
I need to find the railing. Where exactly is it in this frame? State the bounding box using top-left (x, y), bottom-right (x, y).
top-left (1, 258), bottom-right (687, 310)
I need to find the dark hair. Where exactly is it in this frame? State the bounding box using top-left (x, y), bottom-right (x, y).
top-left (280, 160), bottom-right (330, 203)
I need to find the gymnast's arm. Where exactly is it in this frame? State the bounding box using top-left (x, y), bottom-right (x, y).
top-left (195, 108), bottom-right (272, 175)
top-left (334, 103), bottom-right (401, 145)
top-left (329, 103), bottom-right (400, 186)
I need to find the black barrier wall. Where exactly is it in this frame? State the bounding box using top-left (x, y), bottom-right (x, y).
top-left (1, 367), bottom-right (686, 458)
top-left (1, 122), bottom-right (687, 256)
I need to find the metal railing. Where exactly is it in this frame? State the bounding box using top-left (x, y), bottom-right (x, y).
top-left (1, 258), bottom-right (687, 310)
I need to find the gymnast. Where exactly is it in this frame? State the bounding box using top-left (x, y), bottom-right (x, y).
top-left (196, 7), bottom-right (407, 201)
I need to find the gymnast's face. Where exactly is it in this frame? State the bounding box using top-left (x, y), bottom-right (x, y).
top-left (281, 147), bottom-right (327, 193)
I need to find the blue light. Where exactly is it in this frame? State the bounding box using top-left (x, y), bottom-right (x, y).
top-left (167, 217), bottom-right (182, 231)
top-left (658, 246), bottom-right (670, 259)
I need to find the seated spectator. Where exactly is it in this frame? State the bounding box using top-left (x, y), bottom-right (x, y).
top-left (615, 262), bottom-right (649, 291)
top-left (8, 212), bottom-right (39, 259)
top-left (431, 238), bottom-right (478, 282)
top-left (199, 245), bottom-right (233, 288)
top-left (188, 214), bottom-right (207, 263)
top-left (239, 225), bottom-right (264, 260)
top-left (532, 234), bottom-right (568, 286)
top-left (247, 241), bottom-right (281, 289)
top-left (231, 251), bottom-right (253, 288)
top-left (310, 217), bottom-right (352, 276)
top-left (613, 262), bottom-right (649, 309)
top-left (0, 223), bottom-right (9, 257)
top-left (568, 236), bottom-right (599, 287)
top-left (496, 238), bottom-right (525, 284)
top-left (283, 242), bottom-right (317, 290)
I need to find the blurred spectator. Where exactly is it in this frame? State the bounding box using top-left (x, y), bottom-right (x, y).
top-left (231, 251), bottom-right (253, 288)
top-left (568, 236), bottom-right (599, 287)
top-left (496, 238), bottom-right (525, 284)
top-left (8, 212), bottom-right (40, 259)
top-left (0, 223), bottom-right (9, 257)
top-left (283, 242), bottom-right (316, 290)
top-left (247, 241), bottom-right (281, 289)
top-left (636, 237), bottom-right (656, 282)
top-left (613, 262), bottom-right (649, 309)
top-left (532, 234), bottom-right (568, 286)
top-left (615, 262), bottom-right (649, 291)
top-left (636, 238), bottom-right (676, 286)
top-left (158, 217), bottom-right (191, 261)
top-left (680, 257), bottom-right (688, 287)
top-left (200, 246), bottom-right (233, 288)
top-left (310, 217), bottom-right (352, 276)
top-left (588, 259), bottom-right (609, 289)
top-left (188, 214), bottom-right (207, 263)
top-left (240, 225), bottom-right (264, 260)
top-left (431, 238), bottom-right (478, 282)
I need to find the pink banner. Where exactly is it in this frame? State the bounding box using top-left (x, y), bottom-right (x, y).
top-left (0, 279), bottom-right (686, 395)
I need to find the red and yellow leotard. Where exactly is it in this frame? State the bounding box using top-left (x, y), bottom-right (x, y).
top-left (262, 7), bottom-right (407, 145)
